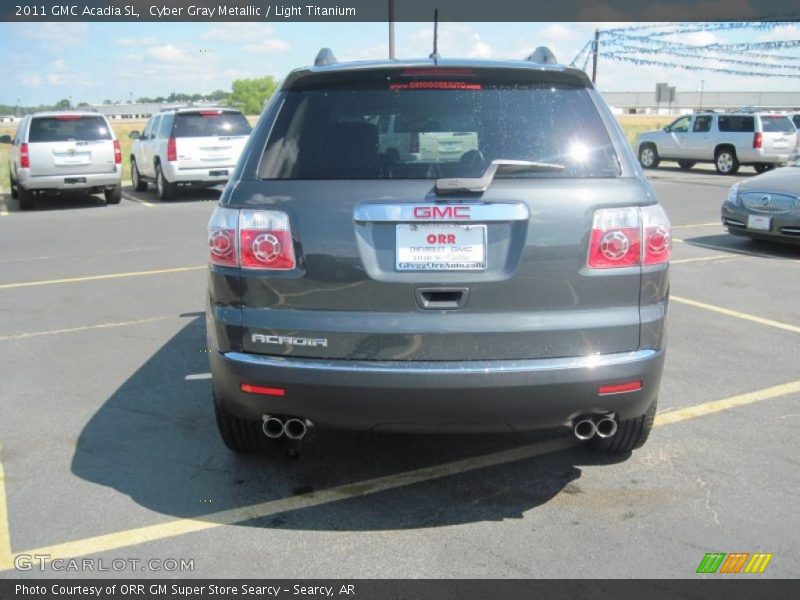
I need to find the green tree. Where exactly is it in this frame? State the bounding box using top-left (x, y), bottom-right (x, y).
top-left (55, 98), bottom-right (70, 109)
top-left (229, 76), bottom-right (277, 115)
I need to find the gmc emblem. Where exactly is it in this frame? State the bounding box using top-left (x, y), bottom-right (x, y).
top-left (413, 206), bottom-right (471, 220)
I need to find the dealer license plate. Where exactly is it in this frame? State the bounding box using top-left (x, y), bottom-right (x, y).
top-left (747, 215), bottom-right (771, 231)
top-left (395, 224), bottom-right (487, 271)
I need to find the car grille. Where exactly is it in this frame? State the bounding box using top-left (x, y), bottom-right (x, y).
top-left (742, 192), bottom-right (797, 213)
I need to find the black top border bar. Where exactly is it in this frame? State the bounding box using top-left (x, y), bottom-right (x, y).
top-left (3, 0), bottom-right (800, 22)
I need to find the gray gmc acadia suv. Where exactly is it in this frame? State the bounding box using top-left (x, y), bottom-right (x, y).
top-left (206, 50), bottom-right (671, 456)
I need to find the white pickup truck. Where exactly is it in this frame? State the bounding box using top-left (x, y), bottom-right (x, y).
top-left (636, 112), bottom-right (798, 175)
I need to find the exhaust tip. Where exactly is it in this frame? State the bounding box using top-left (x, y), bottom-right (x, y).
top-left (573, 419), bottom-right (597, 441)
top-left (262, 416), bottom-right (285, 438)
top-left (284, 418), bottom-right (307, 441)
top-left (595, 416), bottom-right (618, 439)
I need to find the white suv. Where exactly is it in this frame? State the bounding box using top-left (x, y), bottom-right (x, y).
top-left (636, 111), bottom-right (798, 174)
top-left (129, 108), bottom-right (251, 200)
top-left (7, 111), bottom-right (122, 210)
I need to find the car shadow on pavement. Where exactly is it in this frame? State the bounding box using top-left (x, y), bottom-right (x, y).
top-left (71, 316), bottom-right (631, 531)
top-left (0, 190), bottom-right (110, 212)
top-left (684, 233), bottom-right (800, 259)
top-left (128, 185), bottom-right (223, 204)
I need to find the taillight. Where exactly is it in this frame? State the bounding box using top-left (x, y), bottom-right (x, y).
top-left (207, 208), bottom-right (296, 270)
top-left (240, 210), bottom-right (296, 270)
top-left (167, 137), bottom-right (177, 162)
top-left (207, 207), bottom-right (238, 267)
top-left (587, 207), bottom-right (641, 269)
top-left (641, 205), bottom-right (672, 265)
top-left (587, 205), bottom-right (671, 269)
top-left (113, 140), bottom-right (121, 165)
top-left (753, 132), bottom-right (762, 149)
top-left (20, 143), bottom-right (30, 168)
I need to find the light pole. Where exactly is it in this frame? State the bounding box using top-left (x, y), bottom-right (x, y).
top-left (699, 79), bottom-right (705, 111)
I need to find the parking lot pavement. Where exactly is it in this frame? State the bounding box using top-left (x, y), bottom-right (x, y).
top-left (0, 175), bottom-right (798, 578)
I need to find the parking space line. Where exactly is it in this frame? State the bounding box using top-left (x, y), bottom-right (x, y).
top-left (0, 265), bottom-right (205, 290)
top-left (671, 295), bottom-right (800, 334)
top-left (185, 373), bottom-right (212, 381)
top-left (671, 222), bottom-right (721, 229)
top-left (671, 255), bottom-right (744, 265)
top-left (679, 241), bottom-right (800, 265)
top-left (0, 316), bottom-right (178, 343)
top-left (0, 202), bottom-right (8, 217)
top-left (0, 445), bottom-right (12, 571)
top-left (655, 380), bottom-right (800, 427)
top-left (3, 379), bottom-right (800, 569)
top-left (121, 191), bottom-right (154, 207)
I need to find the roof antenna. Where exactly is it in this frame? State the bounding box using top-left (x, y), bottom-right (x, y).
top-left (429, 9), bottom-right (440, 63)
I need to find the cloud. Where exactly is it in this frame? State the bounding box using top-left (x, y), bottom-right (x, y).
top-left (16, 22), bottom-right (90, 47)
top-left (51, 59), bottom-right (67, 71)
top-left (146, 44), bottom-right (189, 63)
top-left (243, 39), bottom-right (291, 54)
top-left (200, 23), bottom-right (276, 42)
top-left (407, 24), bottom-right (493, 59)
top-left (118, 36), bottom-right (157, 46)
top-left (20, 74), bottom-right (43, 87)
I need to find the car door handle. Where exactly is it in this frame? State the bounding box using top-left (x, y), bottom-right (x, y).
top-left (415, 288), bottom-right (470, 310)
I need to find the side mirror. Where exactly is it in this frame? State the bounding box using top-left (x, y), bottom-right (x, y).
top-left (128, 131), bottom-right (140, 139)
top-left (663, 126), bottom-right (670, 132)
top-left (0, 135), bottom-right (11, 144)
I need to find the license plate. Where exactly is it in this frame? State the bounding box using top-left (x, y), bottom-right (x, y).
top-left (64, 177), bottom-right (86, 184)
top-left (396, 224), bottom-right (487, 271)
top-left (747, 215), bottom-right (771, 231)
top-left (209, 170), bottom-right (228, 177)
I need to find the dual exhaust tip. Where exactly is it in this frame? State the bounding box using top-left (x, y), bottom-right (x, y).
top-left (262, 416), bottom-right (310, 440)
top-left (573, 414), bottom-right (618, 441)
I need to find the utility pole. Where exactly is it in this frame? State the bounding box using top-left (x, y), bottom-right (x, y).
top-left (591, 29), bottom-right (600, 84)
top-left (699, 79), bottom-right (705, 111)
top-left (388, 0), bottom-right (395, 59)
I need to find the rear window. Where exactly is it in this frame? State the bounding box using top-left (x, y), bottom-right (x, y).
top-left (760, 116), bottom-right (794, 133)
top-left (718, 116), bottom-right (754, 133)
top-left (258, 80), bottom-right (620, 179)
top-left (172, 111), bottom-right (251, 138)
top-left (28, 116), bottom-right (112, 143)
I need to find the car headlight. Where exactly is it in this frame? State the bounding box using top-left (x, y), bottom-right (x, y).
top-left (727, 183), bottom-right (740, 206)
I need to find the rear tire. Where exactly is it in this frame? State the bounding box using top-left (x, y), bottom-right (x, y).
top-left (17, 186), bottom-right (34, 211)
top-left (9, 174), bottom-right (18, 199)
top-left (155, 163), bottom-right (176, 201)
top-left (593, 399), bottom-right (657, 453)
top-left (131, 158), bottom-right (147, 192)
top-left (639, 144), bottom-right (660, 169)
top-left (104, 184), bottom-right (122, 205)
top-left (677, 160), bottom-right (695, 170)
top-left (215, 402), bottom-right (275, 454)
top-left (753, 163), bottom-right (773, 174)
top-left (715, 148), bottom-right (740, 175)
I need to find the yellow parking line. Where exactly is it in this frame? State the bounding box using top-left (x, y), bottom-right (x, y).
top-left (0, 316), bottom-right (178, 342)
top-left (2, 379), bottom-right (799, 569)
top-left (0, 266), bottom-right (205, 290)
top-left (672, 222), bottom-right (721, 229)
top-left (0, 445), bottom-right (12, 571)
top-left (121, 192), bottom-right (154, 207)
top-left (671, 295), bottom-right (800, 334)
top-left (0, 203), bottom-right (8, 217)
top-left (671, 255), bottom-right (744, 265)
top-left (655, 380), bottom-right (800, 427)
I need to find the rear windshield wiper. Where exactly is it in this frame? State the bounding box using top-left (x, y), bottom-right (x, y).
top-left (435, 159), bottom-right (565, 194)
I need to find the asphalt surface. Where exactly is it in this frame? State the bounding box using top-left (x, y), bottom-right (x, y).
top-left (0, 167), bottom-right (798, 579)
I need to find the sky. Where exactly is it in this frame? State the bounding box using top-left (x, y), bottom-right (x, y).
top-left (1, 21), bottom-right (798, 105)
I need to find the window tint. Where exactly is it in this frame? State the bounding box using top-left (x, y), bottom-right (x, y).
top-left (760, 116), bottom-right (794, 133)
top-left (693, 116), bottom-right (712, 133)
top-left (158, 115), bottom-right (173, 139)
top-left (28, 116), bottom-right (112, 143)
top-left (718, 116), bottom-right (754, 133)
top-left (258, 82), bottom-right (620, 180)
top-left (669, 117), bottom-right (691, 133)
top-left (173, 111), bottom-right (251, 138)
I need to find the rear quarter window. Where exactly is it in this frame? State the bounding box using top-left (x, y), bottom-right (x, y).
top-left (28, 116), bottom-right (112, 143)
top-left (717, 116), bottom-right (754, 133)
top-left (173, 111), bottom-right (251, 138)
top-left (258, 78), bottom-right (620, 180)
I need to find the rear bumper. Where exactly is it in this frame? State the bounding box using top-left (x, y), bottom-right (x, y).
top-left (162, 162), bottom-right (234, 184)
top-left (737, 150), bottom-right (798, 164)
top-left (210, 347), bottom-right (665, 433)
top-left (18, 168), bottom-right (121, 191)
